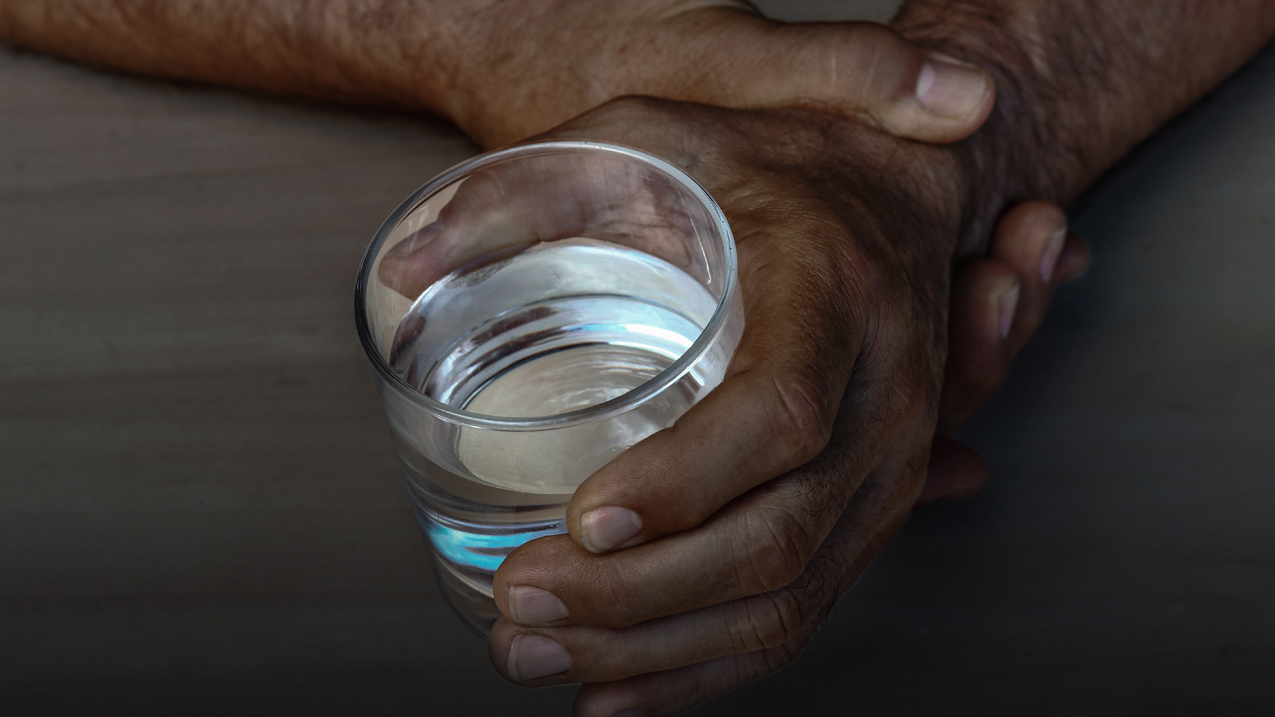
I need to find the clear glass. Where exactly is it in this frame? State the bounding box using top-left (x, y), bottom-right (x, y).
top-left (354, 141), bottom-right (742, 634)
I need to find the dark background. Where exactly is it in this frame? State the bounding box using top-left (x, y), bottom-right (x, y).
top-left (3, 2), bottom-right (1273, 714)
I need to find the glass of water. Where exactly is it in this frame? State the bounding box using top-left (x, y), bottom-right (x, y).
top-left (354, 141), bottom-right (742, 634)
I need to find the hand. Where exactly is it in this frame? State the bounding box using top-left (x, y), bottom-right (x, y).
top-left (377, 153), bottom-right (1086, 508)
top-left (456, 1), bottom-right (995, 147)
top-left (920, 200), bottom-right (1089, 506)
top-left (472, 97), bottom-right (1083, 715)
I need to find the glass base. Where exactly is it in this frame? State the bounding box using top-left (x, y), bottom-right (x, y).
top-left (430, 549), bottom-right (501, 639)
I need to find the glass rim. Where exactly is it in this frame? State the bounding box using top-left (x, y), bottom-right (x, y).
top-left (353, 140), bottom-right (738, 432)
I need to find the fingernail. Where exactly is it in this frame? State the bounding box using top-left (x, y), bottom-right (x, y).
top-left (507, 634), bottom-right (570, 682)
top-left (579, 506), bottom-right (643, 554)
top-left (998, 283), bottom-right (1020, 339)
top-left (1040, 226), bottom-right (1067, 282)
top-left (916, 55), bottom-right (989, 118)
top-left (507, 585), bottom-right (569, 625)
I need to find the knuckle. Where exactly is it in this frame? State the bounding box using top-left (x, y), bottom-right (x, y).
top-left (728, 589), bottom-right (803, 653)
top-left (741, 505), bottom-right (815, 592)
top-left (762, 632), bottom-right (810, 674)
top-left (766, 368), bottom-right (836, 466)
top-left (736, 630), bottom-right (812, 685)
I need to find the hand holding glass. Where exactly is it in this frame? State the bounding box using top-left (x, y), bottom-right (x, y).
top-left (355, 142), bottom-right (741, 632)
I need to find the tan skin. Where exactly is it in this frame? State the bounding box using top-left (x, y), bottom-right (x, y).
top-left (468, 4), bottom-right (1275, 713)
top-left (0, 0), bottom-right (997, 147)
top-left (0, 0), bottom-right (1078, 488)
top-left (482, 97), bottom-right (1054, 708)
top-left (9, 0), bottom-right (1272, 715)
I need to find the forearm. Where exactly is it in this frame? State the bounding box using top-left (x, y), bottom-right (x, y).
top-left (892, 0), bottom-right (1275, 254)
top-left (4, 1), bottom-right (1009, 151)
top-left (0, 0), bottom-right (768, 148)
top-left (0, 1), bottom-right (483, 119)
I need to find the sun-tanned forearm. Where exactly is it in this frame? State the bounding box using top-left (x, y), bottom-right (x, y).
top-left (9, 4), bottom-right (1275, 711)
top-left (891, 0), bottom-right (1275, 253)
top-left (0, 1), bottom-right (497, 128)
top-left (0, 0), bottom-right (857, 148)
top-left (2, 1), bottom-right (1010, 149)
top-left (7, 1), bottom-right (1273, 218)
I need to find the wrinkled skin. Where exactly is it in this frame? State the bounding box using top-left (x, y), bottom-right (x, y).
top-left (455, 0), bottom-right (998, 147)
top-left (489, 102), bottom-right (963, 708)
top-left (385, 96), bottom-right (1087, 716)
top-left (1, 0), bottom-right (1257, 713)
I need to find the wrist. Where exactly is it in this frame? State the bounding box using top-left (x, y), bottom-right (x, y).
top-left (892, 0), bottom-right (1275, 258)
top-left (442, 2), bottom-right (608, 147)
top-left (890, 2), bottom-right (1068, 258)
top-left (449, 1), bottom-right (760, 148)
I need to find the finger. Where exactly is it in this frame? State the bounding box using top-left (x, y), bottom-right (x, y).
top-left (915, 435), bottom-right (989, 508)
top-left (656, 14), bottom-right (995, 143)
top-left (567, 496), bottom-right (913, 716)
top-left (986, 202), bottom-right (1089, 345)
top-left (993, 212), bottom-right (1089, 290)
top-left (487, 590), bottom-right (810, 687)
top-left (569, 632), bottom-right (810, 717)
top-left (988, 201), bottom-right (1068, 349)
top-left (377, 166), bottom-right (578, 298)
top-left (1054, 231), bottom-right (1091, 285)
top-left (491, 446), bottom-right (920, 689)
top-left (497, 469), bottom-right (859, 630)
top-left (377, 149), bottom-right (697, 297)
top-left (495, 399), bottom-right (925, 630)
top-left (560, 232), bottom-right (876, 555)
top-left (937, 201), bottom-right (1080, 434)
top-left (759, 22), bottom-right (997, 142)
top-left (937, 256), bottom-right (1018, 434)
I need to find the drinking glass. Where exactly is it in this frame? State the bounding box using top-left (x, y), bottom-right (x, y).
top-left (354, 141), bottom-right (742, 634)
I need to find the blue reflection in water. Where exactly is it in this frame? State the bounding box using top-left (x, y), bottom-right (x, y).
top-left (420, 514), bottom-right (565, 573)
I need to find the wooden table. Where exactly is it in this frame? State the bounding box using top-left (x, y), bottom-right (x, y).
top-left (3, 3), bottom-right (1273, 714)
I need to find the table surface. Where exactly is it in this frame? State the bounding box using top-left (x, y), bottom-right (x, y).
top-left (3, 2), bottom-right (1273, 715)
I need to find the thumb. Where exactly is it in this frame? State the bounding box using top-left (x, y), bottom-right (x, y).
top-left (648, 13), bottom-right (995, 143)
